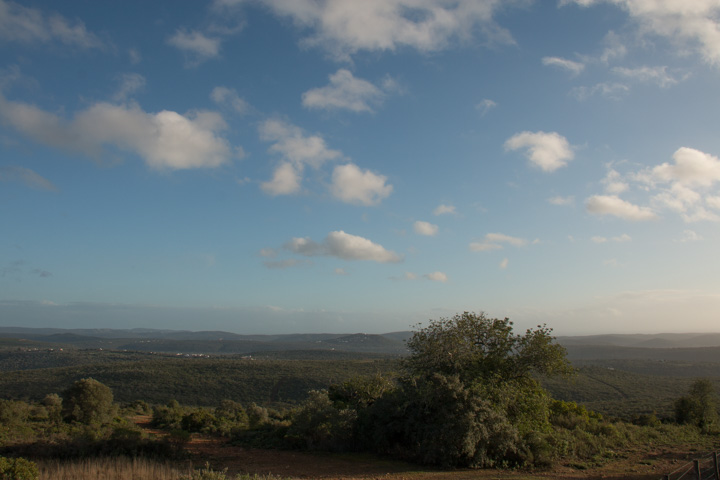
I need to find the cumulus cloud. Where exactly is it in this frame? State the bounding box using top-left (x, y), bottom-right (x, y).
top-left (0, 166), bottom-right (57, 191)
top-left (284, 230), bottom-right (402, 263)
top-left (413, 220), bottom-right (438, 236)
top-left (0, 95), bottom-right (233, 170)
top-left (433, 204), bottom-right (457, 215)
top-left (167, 29), bottom-right (221, 65)
top-left (562, 0), bottom-right (720, 66)
top-left (504, 131), bottom-right (574, 172)
top-left (586, 195), bottom-right (657, 221)
top-left (542, 56), bottom-right (585, 75)
top-left (239, 0), bottom-right (518, 60)
top-left (261, 162), bottom-right (302, 196)
top-left (470, 232), bottom-right (527, 251)
top-left (302, 69), bottom-right (385, 113)
top-left (211, 86), bottom-right (249, 114)
top-left (260, 119), bottom-right (342, 169)
top-left (424, 271), bottom-right (448, 283)
top-left (632, 147), bottom-right (720, 222)
top-left (0, 0), bottom-right (104, 49)
top-left (330, 163), bottom-right (393, 206)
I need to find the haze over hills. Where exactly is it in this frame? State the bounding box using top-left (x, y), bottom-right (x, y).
top-left (2, 327), bottom-right (720, 359)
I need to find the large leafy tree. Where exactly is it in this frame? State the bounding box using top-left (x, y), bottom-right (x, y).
top-left (61, 378), bottom-right (115, 425)
top-left (403, 311), bottom-right (572, 385)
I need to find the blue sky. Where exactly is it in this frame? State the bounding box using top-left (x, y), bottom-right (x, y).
top-left (2, 0), bottom-right (720, 335)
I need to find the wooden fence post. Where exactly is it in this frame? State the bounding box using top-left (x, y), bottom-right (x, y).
top-left (713, 451), bottom-right (719, 480)
top-left (694, 459), bottom-right (701, 480)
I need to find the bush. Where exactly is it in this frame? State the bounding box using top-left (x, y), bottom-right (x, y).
top-left (0, 456), bottom-right (39, 480)
top-left (285, 390), bottom-right (356, 451)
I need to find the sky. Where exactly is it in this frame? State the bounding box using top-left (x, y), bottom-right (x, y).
top-left (1, 0), bottom-right (720, 335)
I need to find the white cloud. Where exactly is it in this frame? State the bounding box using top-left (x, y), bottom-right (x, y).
top-left (562, 0), bottom-right (720, 66)
top-left (211, 86), bottom-right (249, 114)
top-left (243, 0), bottom-right (518, 60)
top-left (260, 119), bottom-right (342, 169)
top-left (284, 230), bottom-right (402, 263)
top-left (600, 30), bottom-right (627, 63)
top-left (504, 131), bottom-right (574, 172)
top-left (475, 99), bottom-right (497, 115)
top-left (707, 196), bottom-right (720, 210)
top-left (542, 56), bottom-right (585, 75)
top-left (330, 163), bottom-right (393, 206)
top-left (167, 29), bottom-right (221, 65)
top-left (433, 204), bottom-right (457, 215)
top-left (302, 69), bottom-right (385, 113)
top-left (0, 95), bottom-right (233, 170)
top-left (499, 258), bottom-right (509, 269)
top-left (0, 0), bottom-right (103, 49)
top-left (470, 232), bottom-right (527, 251)
top-left (592, 233), bottom-right (631, 243)
top-left (602, 168), bottom-right (629, 194)
top-left (334, 267), bottom-right (348, 275)
top-left (548, 195), bottom-right (574, 206)
top-left (586, 195), bottom-right (657, 221)
top-left (612, 65), bottom-right (682, 88)
top-left (677, 229), bottom-right (702, 242)
top-left (413, 220), bottom-right (439, 236)
top-left (0, 166), bottom-right (57, 191)
top-left (113, 73), bottom-right (146, 102)
top-left (644, 147), bottom-right (720, 188)
top-left (404, 272), bottom-right (417, 280)
top-left (261, 162), bottom-right (302, 196)
top-left (424, 271), bottom-right (448, 283)
top-left (259, 248), bottom-right (278, 258)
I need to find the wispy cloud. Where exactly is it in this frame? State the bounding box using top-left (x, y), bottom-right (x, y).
top-left (0, 166), bottom-right (57, 191)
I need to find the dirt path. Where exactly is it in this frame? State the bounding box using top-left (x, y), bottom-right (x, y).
top-left (132, 416), bottom-right (687, 479)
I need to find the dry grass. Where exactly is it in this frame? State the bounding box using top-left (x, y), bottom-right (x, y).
top-left (37, 457), bottom-right (193, 480)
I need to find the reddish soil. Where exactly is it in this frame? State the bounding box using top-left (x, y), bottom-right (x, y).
top-left (132, 416), bottom-right (706, 480)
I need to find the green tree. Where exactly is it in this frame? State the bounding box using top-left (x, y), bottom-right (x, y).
top-left (674, 378), bottom-right (719, 432)
top-left (61, 378), bottom-right (115, 425)
top-left (403, 312), bottom-right (572, 385)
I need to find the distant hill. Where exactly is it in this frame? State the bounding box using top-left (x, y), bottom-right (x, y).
top-left (2, 326), bottom-right (720, 356)
top-left (556, 333), bottom-right (720, 348)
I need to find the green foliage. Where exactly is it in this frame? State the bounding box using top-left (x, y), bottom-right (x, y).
top-left (403, 312), bottom-right (572, 385)
top-left (674, 378), bottom-right (719, 432)
top-left (61, 378), bottom-right (115, 425)
top-left (151, 400), bottom-right (184, 430)
top-left (285, 390), bottom-right (356, 451)
top-left (0, 456), bottom-right (38, 480)
top-left (327, 374), bottom-right (395, 410)
top-left (360, 373), bottom-right (519, 467)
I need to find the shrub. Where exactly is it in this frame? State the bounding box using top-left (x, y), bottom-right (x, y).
top-left (0, 456), bottom-right (39, 480)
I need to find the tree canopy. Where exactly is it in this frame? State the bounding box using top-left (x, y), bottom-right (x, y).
top-left (403, 311), bottom-right (572, 385)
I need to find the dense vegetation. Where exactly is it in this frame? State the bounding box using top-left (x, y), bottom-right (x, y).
top-left (1, 315), bottom-right (719, 478)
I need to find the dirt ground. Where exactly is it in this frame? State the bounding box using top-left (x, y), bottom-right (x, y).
top-left (134, 416), bottom-right (704, 480)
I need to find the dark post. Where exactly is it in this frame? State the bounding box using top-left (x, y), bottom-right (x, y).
top-left (694, 459), bottom-right (700, 480)
top-left (662, 475), bottom-right (670, 480)
top-left (713, 451), bottom-right (719, 480)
